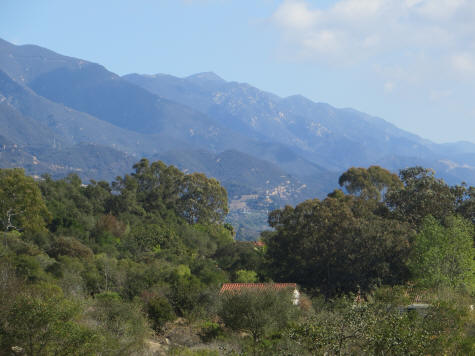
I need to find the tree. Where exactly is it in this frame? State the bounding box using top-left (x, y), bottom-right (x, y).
top-left (265, 196), bottom-right (412, 296)
top-left (339, 166), bottom-right (402, 201)
top-left (218, 288), bottom-right (298, 344)
top-left (113, 159), bottom-right (229, 225)
top-left (0, 283), bottom-right (98, 356)
top-left (235, 269), bottom-right (258, 283)
top-left (385, 167), bottom-right (456, 227)
top-left (0, 168), bottom-right (50, 235)
top-left (178, 173), bottom-right (229, 225)
top-left (38, 173), bottom-right (94, 238)
top-left (214, 241), bottom-right (263, 274)
top-left (127, 224), bottom-right (175, 255)
top-left (409, 215), bottom-right (475, 291)
top-left (131, 159), bottom-right (184, 213)
top-left (453, 183), bottom-right (475, 223)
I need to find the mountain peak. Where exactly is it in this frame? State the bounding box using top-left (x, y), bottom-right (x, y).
top-left (186, 72), bottom-right (225, 83)
top-left (284, 94), bottom-right (312, 103)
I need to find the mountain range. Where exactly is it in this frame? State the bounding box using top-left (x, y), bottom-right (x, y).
top-left (1, 37), bottom-right (475, 239)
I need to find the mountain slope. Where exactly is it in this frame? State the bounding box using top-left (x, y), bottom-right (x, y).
top-left (0, 68), bottom-right (165, 155)
top-left (155, 149), bottom-right (334, 201)
top-left (124, 71), bottom-right (475, 181)
top-left (0, 134), bottom-right (134, 181)
top-left (0, 39), bottom-right (335, 186)
top-left (0, 39), bottom-right (260, 155)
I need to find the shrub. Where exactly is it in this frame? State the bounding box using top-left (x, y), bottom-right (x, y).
top-left (218, 288), bottom-right (299, 343)
top-left (145, 294), bottom-right (175, 331)
top-left (48, 236), bottom-right (93, 259)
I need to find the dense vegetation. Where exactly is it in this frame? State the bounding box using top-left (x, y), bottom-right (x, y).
top-left (0, 162), bottom-right (473, 355)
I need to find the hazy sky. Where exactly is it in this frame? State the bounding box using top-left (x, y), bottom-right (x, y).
top-left (2, 0), bottom-right (475, 144)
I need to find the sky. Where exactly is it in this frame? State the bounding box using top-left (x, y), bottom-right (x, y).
top-left (1, 0), bottom-right (475, 144)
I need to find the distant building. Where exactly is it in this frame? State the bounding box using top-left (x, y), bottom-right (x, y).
top-left (220, 283), bottom-right (300, 305)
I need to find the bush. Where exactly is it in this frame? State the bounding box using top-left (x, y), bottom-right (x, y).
top-left (234, 269), bottom-right (258, 283)
top-left (144, 294), bottom-right (175, 331)
top-left (48, 236), bottom-right (93, 259)
top-left (218, 288), bottom-right (299, 343)
top-left (199, 321), bottom-right (224, 342)
top-left (0, 282), bottom-right (98, 356)
top-left (90, 292), bottom-right (149, 355)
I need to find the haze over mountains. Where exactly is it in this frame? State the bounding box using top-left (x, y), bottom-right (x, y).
top-left (1, 37), bottom-right (475, 238)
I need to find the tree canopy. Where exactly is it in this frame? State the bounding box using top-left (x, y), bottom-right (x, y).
top-left (339, 165), bottom-right (402, 201)
top-left (0, 168), bottom-right (50, 234)
top-left (265, 195), bottom-right (412, 296)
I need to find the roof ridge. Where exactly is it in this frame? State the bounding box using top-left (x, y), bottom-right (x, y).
top-left (220, 282), bottom-right (297, 293)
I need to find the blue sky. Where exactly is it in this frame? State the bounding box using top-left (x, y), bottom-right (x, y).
top-left (2, 0), bottom-right (475, 144)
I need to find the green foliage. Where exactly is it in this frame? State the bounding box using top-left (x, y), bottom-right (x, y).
top-left (47, 236), bottom-right (93, 259)
top-left (0, 282), bottom-right (99, 356)
top-left (287, 288), bottom-right (472, 356)
top-left (13, 253), bottom-right (50, 282)
top-left (214, 242), bottom-right (264, 275)
top-left (39, 173), bottom-right (95, 239)
top-left (339, 165), bottom-right (402, 201)
top-left (0, 168), bottom-right (50, 234)
top-left (235, 269), bottom-right (258, 283)
top-left (126, 158), bottom-right (228, 225)
top-left (454, 184), bottom-right (475, 222)
top-left (409, 215), bottom-right (475, 291)
top-left (90, 292), bottom-right (149, 355)
top-left (127, 223), bottom-right (175, 255)
top-left (385, 166), bottom-right (457, 227)
top-left (218, 289), bottom-right (299, 342)
top-left (199, 321), bottom-right (224, 342)
top-left (168, 273), bottom-right (205, 317)
top-left (169, 347), bottom-right (220, 356)
top-left (144, 293), bottom-right (176, 331)
top-left (2, 162), bottom-right (473, 355)
top-left (266, 196), bottom-right (412, 296)
top-left (288, 298), bottom-right (376, 355)
top-left (179, 173), bottom-right (229, 225)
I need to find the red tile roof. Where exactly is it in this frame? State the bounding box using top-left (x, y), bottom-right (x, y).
top-left (220, 283), bottom-right (297, 293)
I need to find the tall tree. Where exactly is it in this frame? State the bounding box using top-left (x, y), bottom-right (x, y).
top-left (114, 159), bottom-right (229, 225)
top-left (0, 168), bottom-right (50, 234)
top-left (409, 215), bottom-right (475, 291)
top-left (385, 166), bottom-right (456, 227)
top-left (265, 195), bottom-right (412, 296)
top-left (178, 173), bottom-right (228, 225)
top-left (339, 166), bottom-right (402, 201)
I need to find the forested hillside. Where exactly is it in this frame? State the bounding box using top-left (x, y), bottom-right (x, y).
top-left (0, 162), bottom-right (473, 355)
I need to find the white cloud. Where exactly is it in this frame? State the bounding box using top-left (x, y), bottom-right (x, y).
top-left (272, 0), bottom-right (319, 30)
top-left (413, 0), bottom-right (468, 21)
top-left (271, 0), bottom-right (475, 80)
